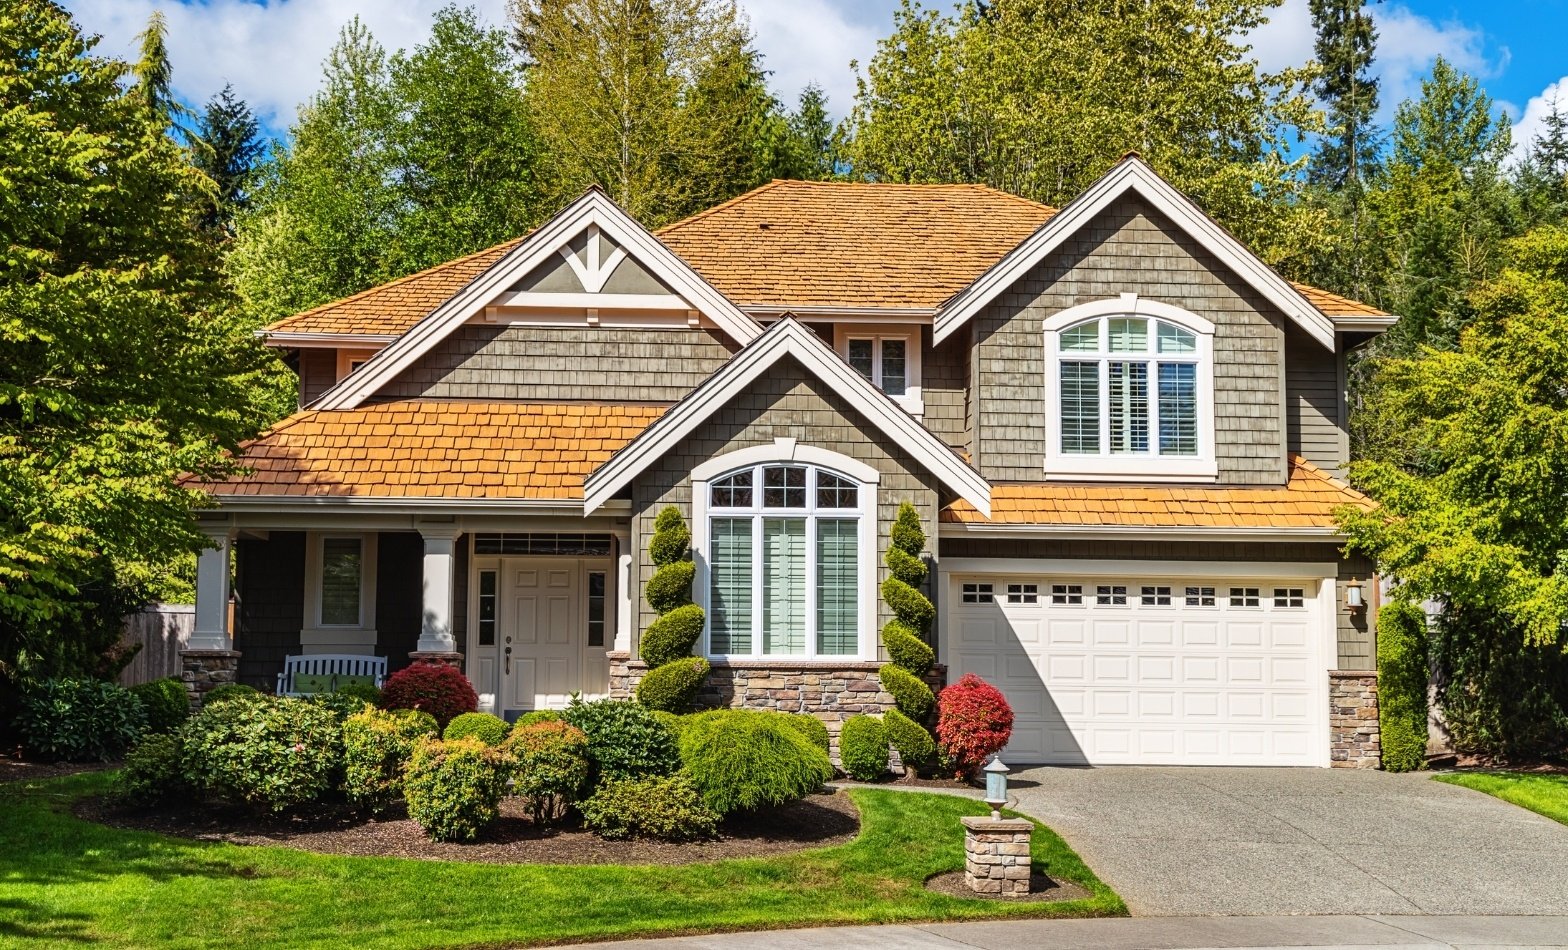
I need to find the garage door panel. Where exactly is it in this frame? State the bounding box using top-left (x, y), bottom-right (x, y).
top-left (1227, 622), bottom-right (1265, 647)
top-left (1272, 657), bottom-right (1311, 684)
top-left (1093, 620), bottom-right (1131, 646)
top-left (1183, 622), bottom-right (1220, 646)
top-left (1138, 621), bottom-right (1175, 646)
top-left (1047, 654), bottom-right (1087, 681)
top-left (1137, 655), bottom-right (1176, 682)
top-left (1182, 656), bottom-right (1221, 682)
top-left (1272, 622), bottom-right (1309, 648)
top-left (1227, 657), bottom-right (1266, 683)
top-left (1049, 620), bottom-right (1086, 645)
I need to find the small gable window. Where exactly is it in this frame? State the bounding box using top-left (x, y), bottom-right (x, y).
top-left (834, 326), bottom-right (922, 414)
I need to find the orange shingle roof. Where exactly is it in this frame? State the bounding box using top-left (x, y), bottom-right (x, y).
top-left (1289, 282), bottom-right (1389, 318)
top-left (941, 458), bottom-right (1373, 530)
top-left (185, 401), bottom-right (664, 500)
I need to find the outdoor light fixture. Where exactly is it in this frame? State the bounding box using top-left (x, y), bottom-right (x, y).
top-left (1346, 579), bottom-right (1366, 612)
top-left (983, 754), bottom-right (1010, 820)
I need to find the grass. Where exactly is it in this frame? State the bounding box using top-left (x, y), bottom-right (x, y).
top-left (0, 772), bottom-right (1122, 949)
top-left (1435, 770), bottom-right (1568, 826)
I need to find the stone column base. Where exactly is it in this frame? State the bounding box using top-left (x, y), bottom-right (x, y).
top-left (409, 651), bottom-right (464, 669)
top-left (1330, 670), bottom-right (1380, 769)
top-left (961, 816), bottom-right (1033, 896)
top-left (180, 649), bottom-right (241, 710)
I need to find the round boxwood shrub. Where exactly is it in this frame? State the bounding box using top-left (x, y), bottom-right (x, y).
top-left (648, 508), bottom-right (691, 566)
top-left (503, 720), bottom-right (591, 825)
top-left (561, 698), bottom-right (681, 782)
top-left (581, 773), bottom-right (719, 841)
top-left (112, 733), bottom-right (188, 808)
top-left (640, 604), bottom-right (706, 669)
top-left (935, 673), bottom-right (1015, 778)
top-left (635, 656), bottom-right (710, 713)
top-left (15, 678), bottom-right (147, 762)
top-left (839, 714), bottom-right (889, 781)
top-left (884, 707), bottom-right (936, 769)
top-left (204, 683), bottom-right (261, 706)
top-left (130, 678), bottom-right (190, 734)
top-left (1378, 601), bottom-right (1429, 773)
top-left (778, 713), bottom-right (830, 755)
top-left (179, 696), bottom-right (345, 812)
top-left (678, 708), bottom-right (833, 815)
top-left (390, 708), bottom-right (440, 734)
top-left (380, 663), bottom-right (477, 728)
top-left (649, 709), bottom-right (684, 739)
top-left (515, 710), bottom-right (562, 728)
top-left (879, 664), bottom-right (935, 722)
top-left (404, 737), bottom-right (509, 843)
top-left (342, 706), bottom-right (439, 815)
top-left (443, 711), bottom-right (511, 746)
top-left (644, 560), bottom-right (695, 614)
top-left (881, 622), bottom-right (935, 678)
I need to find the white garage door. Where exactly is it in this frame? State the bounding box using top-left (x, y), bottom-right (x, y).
top-left (946, 572), bottom-right (1331, 766)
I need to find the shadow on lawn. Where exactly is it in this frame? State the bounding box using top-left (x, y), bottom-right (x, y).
top-left (0, 898), bottom-right (96, 944)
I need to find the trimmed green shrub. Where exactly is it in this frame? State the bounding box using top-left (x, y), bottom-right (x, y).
top-left (342, 706), bottom-right (439, 815)
top-left (678, 708), bottom-right (832, 815)
top-left (503, 720), bottom-right (591, 825)
top-left (130, 678), bottom-right (190, 734)
top-left (882, 622), bottom-right (934, 678)
top-left (649, 709), bottom-right (684, 740)
top-left (881, 577), bottom-right (935, 633)
top-left (515, 710), bottom-right (562, 728)
top-left (390, 708), bottom-right (440, 734)
top-left (778, 713), bottom-right (830, 755)
top-left (839, 715), bottom-right (889, 780)
top-left (443, 711), bottom-right (512, 746)
top-left (581, 774), bottom-right (719, 841)
top-left (305, 691), bottom-right (372, 723)
top-left (879, 664), bottom-right (934, 722)
top-left (636, 656), bottom-right (711, 713)
top-left (884, 707), bottom-right (937, 768)
top-left (112, 733), bottom-right (188, 808)
top-left (648, 516), bottom-right (691, 566)
top-left (640, 604), bottom-right (705, 668)
top-left (335, 681), bottom-right (382, 706)
top-left (653, 505), bottom-right (685, 535)
top-left (885, 544), bottom-right (927, 587)
top-left (1379, 601), bottom-right (1429, 773)
top-left (562, 697), bottom-right (681, 781)
top-left (204, 683), bottom-right (261, 705)
top-left (180, 696), bottom-right (344, 812)
top-left (15, 678), bottom-right (147, 762)
top-left (890, 502), bottom-right (924, 556)
top-left (644, 560), bottom-right (696, 614)
top-left (404, 737), bottom-right (509, 843)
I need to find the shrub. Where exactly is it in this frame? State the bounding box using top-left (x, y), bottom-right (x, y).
top-left (130, 678), bottom-right (189, 734)
top-left (648, 512), bottom-right (691, 566)
top-left (1379, 601), bottom-right (1429, 773)
top-left (778, 713), bottom-right (830, 754)
top-left (335, 681), bottom-right (382, 706)
top-left (635, 656), bottom-right (710, 713)
top-left (678, 708), bottom-right (832, 815)
top-left (390, 708), bottom-right (440, 734)
top-left (881, 577), bottom-right (935, 633)
top-left (342, 707), bottom-right (439, 815)
top-left (839, 715), bottom-right (889, 781)
top-left (581, 774), bottom-right (719, 841)
top-left (885, 544), bottom-right (927, 587)
top-left (936, 674), bottom-right (1014, 778)
top-left (15, 678), bottom-right (147, 762)
top-left (204, 683), bottom-right (261, 706)
top-left (380, 663), bottom-right (477, 728)
top-left (515, 710), bottom-right (562, 728)
top-left (305, 691), bottom-right (372, 723)
top-left (404, 737), bottom-right (509, 843)
top-left (640, 604), bottom-right (706, 669)
top-left (890, 502), bottom-right (924, 556)
top-left (180, 696), bottom-right (345, 812)
top-left (884, 707), bottom-right (937, 768)
top-left (444, 712), bottom-right (511, 746)
top-left (882, 622), bottom-right (934, 677)
top-left (503, 720), bottom-right (591, 825)
top-left (112, 733), bottom-right (188, 808)
top-left (879, 664), bottom-right (934, 722)
top-left (649, 709), bottom-right (684, 740)
top-left (562, 697), bottom-right (681, 782)
top-left (644, 560), bottom-right (695, 614)
top-left (1432, 607), bottom-right (1568, 759)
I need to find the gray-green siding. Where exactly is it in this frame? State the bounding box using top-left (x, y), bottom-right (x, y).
top-left (1285, 325), bottom-right (1347, 474)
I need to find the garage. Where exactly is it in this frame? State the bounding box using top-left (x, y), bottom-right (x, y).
top-left (944, 566), bottom-right (1334, 766)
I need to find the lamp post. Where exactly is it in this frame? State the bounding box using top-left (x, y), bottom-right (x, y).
top-left (982, 754), bottom-right (1010, 820)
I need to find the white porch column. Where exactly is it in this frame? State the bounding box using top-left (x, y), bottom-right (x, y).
top-left (188, 526), bottom-right (235, 651)
top-left (416, 526), bottom-right (461, 654)
top-left (612, 527), bottom-right (633, 653)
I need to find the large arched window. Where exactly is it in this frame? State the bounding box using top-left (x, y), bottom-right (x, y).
top-left (1044, 296), bottom-right (1216, 480)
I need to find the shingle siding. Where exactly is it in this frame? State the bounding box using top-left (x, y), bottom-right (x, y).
top-left (298, 348), bottom-right (337, 406)
top-left (923, 326), bottom-right (968, 452)
top-left (374, 532), bottom-right (424, 672)
top-left (235, 532), bottom-right (305, 690)
top-left (1286, 325), bottom-right (1347, 474)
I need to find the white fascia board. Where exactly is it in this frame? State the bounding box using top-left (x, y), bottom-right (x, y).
top-left (582, 318), bottom-right (991, 516)
top-left (938, 523), bottom-right (1344, 543)
top-left (212, 494), bottom-right (629, 519)
top-left (315, 190), bottom-right (761, 411)
top-left (260, 332), bottom-right (401, 346)
top-left (933, 158), bottom-right (1337, 351)
top-left (1332, 314), bottom-right (1400, 332)
top-left (940, 557), bottom-right (1340, 579)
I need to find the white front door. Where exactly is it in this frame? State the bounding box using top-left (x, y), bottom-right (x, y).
top-left (506, 559), bottom-right (580, 710)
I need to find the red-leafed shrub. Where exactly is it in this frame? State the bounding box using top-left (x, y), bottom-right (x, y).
top-left (935, 674), bottom-right (1014, 778)
top-left (380, 663), bottom-right (477, 728)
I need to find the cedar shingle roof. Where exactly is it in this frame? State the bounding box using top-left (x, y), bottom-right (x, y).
top-left (940, 458), bottom-right (1372, 530)
top-left (184, 401), bottom-right (663, 500)
top-left (1288, 282), bottom-right (1389, 318)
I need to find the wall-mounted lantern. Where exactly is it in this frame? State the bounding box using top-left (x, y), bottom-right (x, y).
top-left (983, 754), bottom-right (1010, 820)
top-left (1346, 578), bottom-right (1366, 612)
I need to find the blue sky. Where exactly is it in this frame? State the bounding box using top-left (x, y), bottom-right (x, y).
top-left (57, 0), bottom-right (1568, 158)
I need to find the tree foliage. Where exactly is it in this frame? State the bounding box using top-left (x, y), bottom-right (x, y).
top-left (191, 84), bottom-right (265, 237)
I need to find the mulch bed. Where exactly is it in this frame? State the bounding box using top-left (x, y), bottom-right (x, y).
top-left (0, 758), bottom-right (111, 784)
top-left (924, 870), bottom-right (1090, 903)
top-left (81, 788), bottom-right (861, 865)
top-left (1448, 754), bottom-right (1568, 774)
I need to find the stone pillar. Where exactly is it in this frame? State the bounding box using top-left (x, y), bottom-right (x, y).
top-left (180, 650), bottom-right (241, 710)
top-left (415, 526), bottom-right (460, 659)
top-left (607, 652), bottom-right (635, 699)
top-left (961, 816), bottom-right (1033, 896)
top-left (1330, 670), bottom-right (1381, 768)
top-left (182, 525), bottom-right (239, 709)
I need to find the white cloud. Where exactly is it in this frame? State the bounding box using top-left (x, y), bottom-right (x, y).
top-left (739, 0), bottom-right (880, 116)
top-left (1510, 76), bottom-right (1568, 160)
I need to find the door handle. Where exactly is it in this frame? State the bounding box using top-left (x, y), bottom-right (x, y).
top-left (504, 637), bottom-right (512, 675)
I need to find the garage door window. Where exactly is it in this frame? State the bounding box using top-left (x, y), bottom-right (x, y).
top-left (1229, 587), bottom-right (1261, 607)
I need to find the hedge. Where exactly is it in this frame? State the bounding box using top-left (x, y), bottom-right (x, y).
top-left (1378, 600), bottom-right (1429, 773)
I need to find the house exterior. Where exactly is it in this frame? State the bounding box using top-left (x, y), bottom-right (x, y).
top-left (184, 156), bottom-right (1393, 768)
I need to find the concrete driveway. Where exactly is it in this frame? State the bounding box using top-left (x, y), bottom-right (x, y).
top-left (1009, 766), bottom-right (1568, 916)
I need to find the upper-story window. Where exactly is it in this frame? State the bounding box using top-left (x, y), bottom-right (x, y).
top-left (1044, 297), bottom-right (1216, 481)
top-left (834, 326), bottom-right (922, 415)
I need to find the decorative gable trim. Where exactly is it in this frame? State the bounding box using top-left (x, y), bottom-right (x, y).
top-left (315, 189), bottom-right (762, 411)
top-left (582, 318), bottom-right (992, 517)
top-left (932, 156), bottom-right (1338, 350)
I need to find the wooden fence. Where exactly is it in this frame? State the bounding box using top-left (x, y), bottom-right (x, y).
top-left (117, 604), bottom-right (194, 687)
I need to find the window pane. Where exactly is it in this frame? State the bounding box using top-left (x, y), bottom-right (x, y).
top-left (816, 520), bottom-right (858, 655)
top-left (478, 570), bottom-right (497, 646)
top-left (321, 538), bottom-right (362, 625)
top-left (1158, 362), bottom-right (1198, 456)
top-left (587, 571), bottom-right (606, 647)
top-left (708, 518), bottom-right (753, 653)
top-left (1157, 323), bottom-right (1196, 353)
top-left (880, 339), bottom-right (907, 396)
top-left (1107, 318), bottom-right (1147, 353)
top-left (816, 471), bottom-right (858, 509)
top-left (763, 466), bottom-right (807, 508)
top-left (1060, 361), bottom-right (1100, 454)
top-left (1108, 361), bottom-right (1149, 453)
top-left (711, 470), bottom-right (753, 508)
top-left (847, 339), bottom-right (873, 380)
top-left (1061, 321), bottom-right (1099, 352)
top-left (762, 519), bottom-right (806, 654)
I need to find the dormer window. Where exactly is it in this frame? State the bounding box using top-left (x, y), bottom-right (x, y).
top-left (834, 326), bottom-right (922, 414)
top-left (1044, 297), bottom-right (1216, 480)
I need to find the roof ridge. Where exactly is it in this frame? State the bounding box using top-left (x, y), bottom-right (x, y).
top-left (654, 179), bottom-right (791, 236)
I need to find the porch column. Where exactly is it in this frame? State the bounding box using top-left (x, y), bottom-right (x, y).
top-left (181, 525), bottom-right (240, 709)
top-left (414, 525), bottom-right (461, 659)
top-left (612, 527), bottom-right (633, 653)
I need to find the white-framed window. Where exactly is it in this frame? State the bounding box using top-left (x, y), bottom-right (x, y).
top-left (692, 445), bottom-right (879, 661)
top-left (335, 348), bottom-right (380, 381)
top-left (302, 533), bottom-right (378, 635)
top-left (1044, 296), bottom-right (1216, 481)
top-left (1229, 587), bottom-right (1261, 608)
top-left (1273, 587), bottom-right (1306, 609)
top-left (833, 325), bottom-right (922, 414)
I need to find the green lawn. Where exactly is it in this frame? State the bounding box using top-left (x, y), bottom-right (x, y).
top-left (1435, 770), bottom-right (1568, 826)
top-left (0, 772), bottom-right (1122, 949)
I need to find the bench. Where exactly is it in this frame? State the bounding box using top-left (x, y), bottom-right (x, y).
top-left (276, 654), bottom-right (388, 697)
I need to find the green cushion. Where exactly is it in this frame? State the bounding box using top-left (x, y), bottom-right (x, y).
top-left (334, 674), bottom-right (375, 691)
top-left (292, 673), bottom-right (334, 695)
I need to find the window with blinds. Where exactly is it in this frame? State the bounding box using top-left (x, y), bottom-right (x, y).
top-left (1054, 315), bottom-right (1203, 459)
top-left (320, 538), bottom-right (362, 626)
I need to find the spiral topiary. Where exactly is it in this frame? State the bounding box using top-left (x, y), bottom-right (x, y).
top-left (878, 501), bottom-right (939, 774)
top-left (636, 506), bottom-right (709, 712)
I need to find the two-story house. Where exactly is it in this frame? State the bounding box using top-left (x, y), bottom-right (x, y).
top-left (185, 156), bottom-right (1392, 767)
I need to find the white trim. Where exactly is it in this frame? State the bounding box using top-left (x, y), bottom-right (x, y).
top-left (302, 531), bottom-right (379, 636)
top-left (1040, 293), bottom-right (1215, 335)
top-left (939, 558), bottom-right (1339, 579)
top-left (933, 157), bottom-right (1337, 350)
top-left (1330, 315), bottom-right (1400, 332)
top-left (750, 306), bottom-right (935, 323)
top-left (211, 495), bottom-right (627, 516)
top-left (582, 318), bottom-right (991, 517)
top-left (261, 332), bottom-right (400, 346)
top-left (334, 348), bottom-right (380, 381)
top-left (189, 526), bottom-right (235, 651)
top-left (690, 438), bottom-right (882, 485)
top-left (833, 324), bottom-right (923, 416)
top-left (478, 308), bottom-right (709, 331)
top-left (489, 291), bottom-right (692, 312)
top-left (316, 189), bottom-right (761, 410)
top-left (939, 524), bottom-right (1345, 542)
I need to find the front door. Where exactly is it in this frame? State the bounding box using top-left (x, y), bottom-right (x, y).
top-left (506, 559), bottom-right (580, 710)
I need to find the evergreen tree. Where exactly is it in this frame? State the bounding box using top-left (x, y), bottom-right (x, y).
top-left (1307, 0), bottom-right (1381, 188)
top-left (191, 84), bottom-right (264, 237)
top-left (130, 10), bottom-right (192, 137)
top-left (671, 40), bottom-right (795, 214)
top-left (783, 83), bottom-right (839, 179)
top-left (1516, 90), bottom-right (1568, 228)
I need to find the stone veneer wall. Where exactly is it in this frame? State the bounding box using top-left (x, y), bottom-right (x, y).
top-left (179, 649), bottom-right (241, 710)
top-left (1330, 671), bottom-right (1380, 768)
